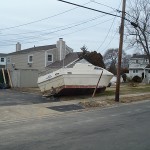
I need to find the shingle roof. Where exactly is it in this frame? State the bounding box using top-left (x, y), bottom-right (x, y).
top-left (8, 44), bottom-right (57, 55)
top-left (46, 52), bottom-right (81, 69)
top-left (0, 53), bottom-right (7, 57)
top-left (131, 54), bottom-right (148, 59)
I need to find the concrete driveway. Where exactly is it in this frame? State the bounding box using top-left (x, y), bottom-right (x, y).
top-left (0, 89), bottom-right (54, 106)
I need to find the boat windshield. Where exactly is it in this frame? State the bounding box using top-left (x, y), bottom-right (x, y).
top-left (94, 67), bottom-right (103, 70)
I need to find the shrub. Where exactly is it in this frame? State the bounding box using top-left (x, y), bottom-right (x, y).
top-left (132, 76), bottom-right (142, 83)
top-left (122, 73), bottom-right (127, 82)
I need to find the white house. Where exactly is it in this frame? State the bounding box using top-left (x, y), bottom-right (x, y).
top-left (129, 54), bottom-right (150, 83)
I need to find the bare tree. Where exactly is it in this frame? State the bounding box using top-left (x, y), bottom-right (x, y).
top-left (103, 48), bottom-right (129, 69)
top-left (125, 0), bottom-right (150, 62)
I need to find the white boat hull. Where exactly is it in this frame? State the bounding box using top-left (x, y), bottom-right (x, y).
top-left (38, 73), bottom-right (113, 95)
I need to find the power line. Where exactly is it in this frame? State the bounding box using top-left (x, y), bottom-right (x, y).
top-left (91, 0), bottom-right (122, 13)
top-left (58, 0), bottom-right (122, 19)
top-left (101, 30), bottom-right (118, 53)
top-left (0, 12), bottom-right (106, 37)
top-left (96, 16), bottom-right (117, 51)
top-left (0, 1), bottom-right (91, 31)
top-left (0, 14), bottom-right (108, 43)
top-left (0, 18), bottom-right (113, 47)
top-left (96, 0), bottom-right (122, 52)
top-left (58, 0), bottom-right (146, 28)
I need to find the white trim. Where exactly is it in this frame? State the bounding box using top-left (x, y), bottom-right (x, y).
top-left (45, 51), bottom-right (53, 67)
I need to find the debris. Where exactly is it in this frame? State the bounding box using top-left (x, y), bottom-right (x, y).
top-left (79, 100), bottom-right (109, 108)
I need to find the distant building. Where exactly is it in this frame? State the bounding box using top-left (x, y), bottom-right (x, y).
top-left (129, 54), bottom-right (150, 83)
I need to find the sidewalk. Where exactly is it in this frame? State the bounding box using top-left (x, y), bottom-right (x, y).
top-left (0, 92), bottom-right (150, 124)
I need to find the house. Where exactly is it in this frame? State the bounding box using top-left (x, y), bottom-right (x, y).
top-left (0, 53), bottom-right (7, 69)
top-left (129, 54), bottom-right (150, 83)
top-left (6, 38), bottom-right (73, 71)
top-left (6, 38), bottom-right (80, 87)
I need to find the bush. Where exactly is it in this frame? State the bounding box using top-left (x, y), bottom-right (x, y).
top-left (132, 76), bottom-right (142, 83)
top-left (122, 73), bottom-right (127, 82)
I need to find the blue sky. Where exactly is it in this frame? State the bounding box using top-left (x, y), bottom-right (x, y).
top-left (0, 0), bottom-right (132, 55)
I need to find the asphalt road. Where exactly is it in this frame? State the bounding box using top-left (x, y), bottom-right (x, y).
top-left (0, 100), bottom-right (150, 150)
top-left (0, 89), bottom-right (58, 106)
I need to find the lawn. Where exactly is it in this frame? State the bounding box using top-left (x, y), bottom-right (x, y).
top-left (103, 83), bottom-right (150, 96)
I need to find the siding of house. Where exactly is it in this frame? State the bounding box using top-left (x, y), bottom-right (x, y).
top-left (7, 48), bottom-right (57, 71)
top-left (129, 69), bottom-right (144, 78)
top-left (10, 69), bottom-right (39, 87)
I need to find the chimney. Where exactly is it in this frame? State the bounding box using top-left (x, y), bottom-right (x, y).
top-left (57, 38), bottom-right (66, 61)
top-left (16, 42), bottom-right (21, 52)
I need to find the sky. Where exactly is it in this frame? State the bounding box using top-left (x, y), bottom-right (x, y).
top-left (0, 0), bottom-right (133, 55)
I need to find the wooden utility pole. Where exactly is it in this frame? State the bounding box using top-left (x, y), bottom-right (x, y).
top-left (115, 0), bottom-right (126, 102)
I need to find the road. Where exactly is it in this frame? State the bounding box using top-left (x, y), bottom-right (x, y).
top-left (0, 100), bottom-right (150, 150)
top-left (0, 89), bottom-right (58, 106)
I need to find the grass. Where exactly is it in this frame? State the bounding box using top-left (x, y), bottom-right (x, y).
top-left (101, 83), bottom-right (150, 96)
top-left (79, 83), bottom-right (150, 108)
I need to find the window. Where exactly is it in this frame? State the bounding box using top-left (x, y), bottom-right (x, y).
top-left (133, 69), bottom-right (138, 73)
top-left (47, 54), bottom-right (53, 62)
top-left (149, 70), bottom-right (150, 73)
top-left (136, 60), bottom-right (138, 63)
top-left (1, 58), bottom-right (4, 62)
top-left (45, 51), bottom-right (53, 67)
top-left (28, 55), bottom-right (33, 63)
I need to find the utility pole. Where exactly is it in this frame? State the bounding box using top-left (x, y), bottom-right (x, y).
top-left (115, 0), bottom-right (126, 102)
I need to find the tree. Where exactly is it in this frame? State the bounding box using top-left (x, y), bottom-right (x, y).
top-left (80, 46), bottom-right (105, 68)
top-left (103, 48), bottom-right (130, 70)
top-left (125, 0), bottom-right (150, 62)
top-left (108, 60), bottom-right (117, 75)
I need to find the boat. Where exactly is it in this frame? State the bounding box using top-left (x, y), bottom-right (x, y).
top-left (37, 60), bottom-right (113, 96)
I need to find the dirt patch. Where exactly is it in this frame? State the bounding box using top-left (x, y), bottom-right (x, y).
top-left (120, 94), bottom-right (150, 103)
top-left (79, 93), bottom-right (150, 108)
top-left (79, 100), bottom-right (114, 108)
top-left (12, 87), bottom-right (41, 94)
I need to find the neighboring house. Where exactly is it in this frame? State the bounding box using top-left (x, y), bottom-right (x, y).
top-left (6, 38), bottom-right (73, 71)
top-left (129, 54), bottom-right (150, 83)
top-left (0, 53), bottom-right (7, 69)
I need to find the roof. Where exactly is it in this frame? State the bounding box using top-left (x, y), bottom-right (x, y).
top-left (46, 52), bottom-right (81, 69)
top-left (8, 44), bottom-right (57, 55)
top-left (131, 54), bottom-right (148, 59)
top-left (0, 53), bottom-right (7, 57)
